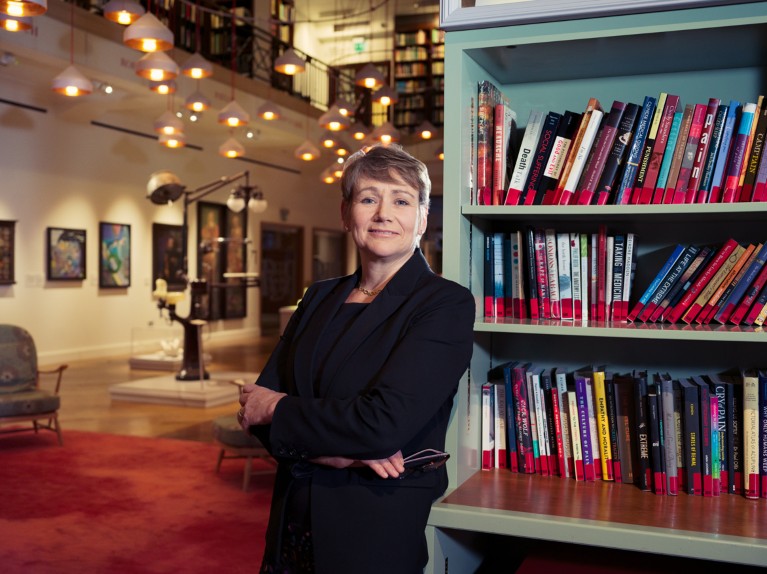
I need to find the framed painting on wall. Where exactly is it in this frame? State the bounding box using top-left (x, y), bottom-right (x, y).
top-left (99, 222), bottom-right (131, 288)
top-left (223, 208), bottom-right (247, 318)
top-left (196, 201), bottom-right (225, 320)
top-left (152, 223), bottom-right (185, 291)
top-left (46, 227), bottom-right (86, 281)
top-left (0, 220), bottom-right (15, 285)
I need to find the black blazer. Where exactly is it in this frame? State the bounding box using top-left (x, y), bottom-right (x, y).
top-left (252, 250), bottom-right (475, 574)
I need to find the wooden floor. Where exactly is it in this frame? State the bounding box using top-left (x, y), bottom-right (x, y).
top-left (53, 334), bottom-right (280, 443)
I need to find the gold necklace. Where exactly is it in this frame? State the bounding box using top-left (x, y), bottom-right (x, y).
top-left (357, 285), bottom-right (382, 296)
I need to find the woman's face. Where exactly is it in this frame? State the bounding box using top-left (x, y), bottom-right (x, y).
top-left (342, 172), bottom-right (427, 264)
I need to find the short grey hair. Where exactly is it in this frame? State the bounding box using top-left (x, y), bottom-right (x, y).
top-left (340, 144), bottom-right (431, 210)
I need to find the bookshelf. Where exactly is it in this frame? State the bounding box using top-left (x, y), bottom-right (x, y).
top-left (393, 15), bottom-right (445, 132)
top-left (428, 3), bottom-right (767, 572)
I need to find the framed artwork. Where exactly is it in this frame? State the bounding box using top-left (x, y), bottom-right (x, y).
top-left (197, 201), bottom-right (225, 320)
top-left (0, 220), bottom-right (15, 285)
top-left (46, 227), bottom-right (86, 281)
top-left (152, 223), bottom-right (186, 291)
top-left (99, 222), bottom-right (131, 288)
top-left (223, 208), bottom-right (248, 318)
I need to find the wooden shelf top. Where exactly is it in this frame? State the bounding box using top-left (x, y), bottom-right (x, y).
top-left (430, 470), bottom-right (767, 565)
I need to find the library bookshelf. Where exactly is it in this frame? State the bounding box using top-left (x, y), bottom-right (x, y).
top-left (427, 2), bottom-right (767, 572)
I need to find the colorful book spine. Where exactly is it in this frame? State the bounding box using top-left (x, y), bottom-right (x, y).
top-left (574, 373), bottom-right (596, 481)
top-left (652, 109), bottom-right (683, 203)
top-left (475, 80), bottom-right (500, 205)
top-left (714, 242), bottom-right (767, 323)
top-left (500, 362), bottom-right (520, 473)
top-left (692, 377), bottom-right (714, 497)
top-left (492, 102), bottom-right (513, 205)
top-left (738, 95), bottom-right (764, 202)
top-left (697, 103), bottom-right (729, 202)
top-left (539, 111), bottom-right (580, 205)
top-left (554, 369), bottom-right (573, 478)
top-left (688, 97), bottom-right (721, 202)
top-left (665, 238), bottom-right (739, 324)
top-left (512, 363), bottom-right (535, 473)
top-left (641, 94), bottom-right (680, 204)
top-left (758, 370), bottom-right (767, 498)
top-left (678, 379), bottom-right (702, 494)
top-left (505, 110), bottom-right (545, 205)
top-left (545, 229), bottom-right (561, 319)
top-left (709, 101), bottom-right (741, 203)
top-left (510, 231), bottom-right (527, 319)
top-left (567, 388), bottom-right (585, 481)
top-left (632, 92), bottom-right (668, 204)
top-left (673, 103), bottom-right (707, 204)
top-left (494, 382), bottom-right (507, 469)
top-left (580, 234), bottom-right (590, 321)
top-left (722, 102), bottom-right (757, 202)
top-left (533, 228), bottom-right (551, 319)
top-left (619, 232), bottom-right (636, 322)
top-left (661, 377), bottom-right (679, 495)
top-left (525, 227), bottom-right (540, 320)
top-left (481, 381), bottom-right (495, 469)
top-left (558, 106), bottom-right (604, 205)
top-left (627, 244), bottom-right (686, 322)
top-left (647, 385), bottom-right (666, 494)
top-left (682, 243), bottom-right (745, 324)
top-left (696, 243), bottom-right (755, 324)
top-left (570, 233), bottom-right (583, 321)
top-left (648, 246), bottom-right (710, 323)
top-left (557, 232), bottom-right (573, 320)
top-left (521, 111), bottom-right (561, 205)
top-left (592, 367), bottom-right (614, 481)
top-left (742, 368), bottom-right (760, 499)
top-left (492, 231), bottom-right (505, 318)
top-left (633, 371), bottom-right (652, 491)
top-left (596, 102), bottom-right (640, 205)
top-left (638, 245), bottom-right (700, 322)
top-left (576, 100), bottom-right (626, 205)
top-left (552, 99), bottom-right (601, 205)
top-left (484, 234), bottom-right (494, 318)
top-left (610, 234), bottom-right (625, 322)
top-left (742, 103), bottom-right (767, 201)
top-left (727, 254), bottom-right (767, 324)
top-left (615, 96), bottom-right (656, 204)
top-left (663, 104), bottom-right (695, 203)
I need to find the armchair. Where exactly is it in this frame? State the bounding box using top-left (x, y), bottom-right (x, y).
top-left (0, 325), bottom-right (68, 445)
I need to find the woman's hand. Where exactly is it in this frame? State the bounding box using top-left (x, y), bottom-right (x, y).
top-left (237, 383), bottom-right (287, 429)
top-left (360, 450), bottom-right (406, 479)
top-left (310, 452), bottom-right (406, 478)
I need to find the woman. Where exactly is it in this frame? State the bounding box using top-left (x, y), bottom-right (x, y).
top-left (239, 144), bottom-right (474, 573)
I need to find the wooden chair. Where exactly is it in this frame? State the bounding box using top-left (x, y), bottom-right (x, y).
top-left (0, 324), bottom-right (68, 445)
top-left (212, 414), bottom-right (276, 491)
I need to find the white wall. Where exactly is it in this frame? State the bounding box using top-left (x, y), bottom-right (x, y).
top-left (0, 94), bottom-right (344, 365)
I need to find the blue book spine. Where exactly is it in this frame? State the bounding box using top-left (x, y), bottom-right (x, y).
top-left (709, 101), bottom-right (740, 201)
top-left (655, 111), bottom-right (683, 193)
top-left (627, 244), bottom-right (686, 321)
top-left (615, 95), bottom-right (657, 204)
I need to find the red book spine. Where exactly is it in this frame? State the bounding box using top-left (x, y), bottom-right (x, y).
top-left (492, 104), bottom-right (506, 206)
top-left (674, 104), bottom-right (707, 204)
top-left (596, 227), bottom-right (607, 322)
top-left (665, 239), bottom-right (739, 323)
top-left (690, 98), bottom-right (721, 202)
top-left (728, 262), bottom-right (767, 324)
top-left (641, 95), bottom-right (680, 204)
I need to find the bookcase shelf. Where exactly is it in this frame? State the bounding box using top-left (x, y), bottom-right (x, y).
top-left (429, 3), bottom-right (767, 572)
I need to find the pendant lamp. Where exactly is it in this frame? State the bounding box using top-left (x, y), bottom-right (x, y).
top-left (372, 122), bottom-right (400, 145)
top-left (320, 131), bottom-right (339, 149)
top-left (294, 139), bottom-right (320, 162)
top-left (149, 79), bottom-right (176, 94)
top-left (159, 132), bottom-right (186, 148)
top-left (102, 0), bottom-right (144, 25)
top-left (436, 144), bottom-right (444, 161)
top-left (248, 192), bottom-right (267, 213)
top-left (318, 105), bottom-right (350, 131)
top-left (372, 85), bottom-right (398, 107)
top-left (274, 48), bottom-right (306, 75)
top-left (219, 137), bottom-right (245, 159)
top-left (321, 167), bottom-right (336, 184)
top-left (135, 50), bottom-right (179, 81)
top-left (0, 0), bottom-right (46, 17)
top-left (185, 89), bottom-right (210, 112)
top-left (181, 52), bottom-right (213, 79)
top-left (153, 110), bottom-right (184, 135)
top-left (0, 13), bottom-right (30, 30)
top-left (51, 0), bottom-right (92, 97)
top-left (123, 12), bottom-right (173, 52)
top-left (333, 98), bottom-right (354, 118)
top-left (218, 100), bottom-right (250, 127)
top-left (350, 123), bottom-right (370, 141)
top-left (354, 63), bottom-right (384, 90)
top-left (257, 100), bottom-right (281, 121)
top-left (416, 120), bottom-right (437, 140)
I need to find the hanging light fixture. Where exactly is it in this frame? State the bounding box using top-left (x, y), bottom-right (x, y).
top-left (185, 88), bottom-right (210, 112)
top-left (0, 13), bottom-right (30, 30)
top-left (332, 160), bottom-right (344, 179)
top-left (51, 0), bottom-right (92, 97)
top-left (153, 110), bottom-right (184, 135)
top-left (218, 99), bottom-right (250, 127)
top-left (102, 0), bottom-right (144, 25)
top-left (218, 0), bottom-right (248, 128)
top-left (248, 190), bottom-right (267, 213)
top-left (274, 47), bottom-right (306, 75)
top-left (294, 139), bottom-right (320, 162)
top-left (320, 131), bottom-right (339, 149)
top-left (372, 121), bottom-right (400, 145)
top-left (333, 97), bottom-right (355, 118)
top-left (257, 100), bottom-right (281, 121)
top-left (318, 105), bottom-right (350, 131)
top-left (350, 123), bottom-right (370, 141)
top-left (436, 144), bottom-right (444, 161)
top-left (320, 167), bottom-right (336, 185)
top-left (123, 12), bottom-right (173, 52)
top-left (355, 62), bottom-right (385, 90)
top-left (149, 79), bottom-right (176, 94)
top-left (372, 85), bottom-right (398, 107)
top-left (159, 132), bottom-right (186, 148)
top-left (417, 120), bottom-right (437, 140)
top-left (181, 52), bottom-right (213, 79)
top-left (0, 0), bottom-right (46, 17)
top-left (135, 50), bottom-right (179, 81)
top-left (335, 137), bottom-right (350, 157)
top-left (219, 137), bottom-right (245, 159)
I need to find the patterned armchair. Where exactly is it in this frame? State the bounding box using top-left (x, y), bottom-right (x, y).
top-left (0, 325), bottom-right (68, 445)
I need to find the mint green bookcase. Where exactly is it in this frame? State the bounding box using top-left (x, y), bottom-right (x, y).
top-left (428, 3), bottom-right (767, 571)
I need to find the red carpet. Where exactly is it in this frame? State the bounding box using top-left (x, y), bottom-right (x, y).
top-left (0, 431), bottom-right (274, 574)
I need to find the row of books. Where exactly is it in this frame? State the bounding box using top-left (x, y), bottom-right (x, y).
top-left (482, 362), bottom-right (767, 499)
top-left (629, 239), bottom-right (767, 326)
top-left (484, 226), bottom-right (636, 322)
top-left (473, 80), bottom-right (767, 206)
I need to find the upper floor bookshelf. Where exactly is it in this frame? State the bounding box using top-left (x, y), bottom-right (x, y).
top-left (392, 14), bottom-right (445, 132)
top-left (428, 2), bottom-right (767, 572)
